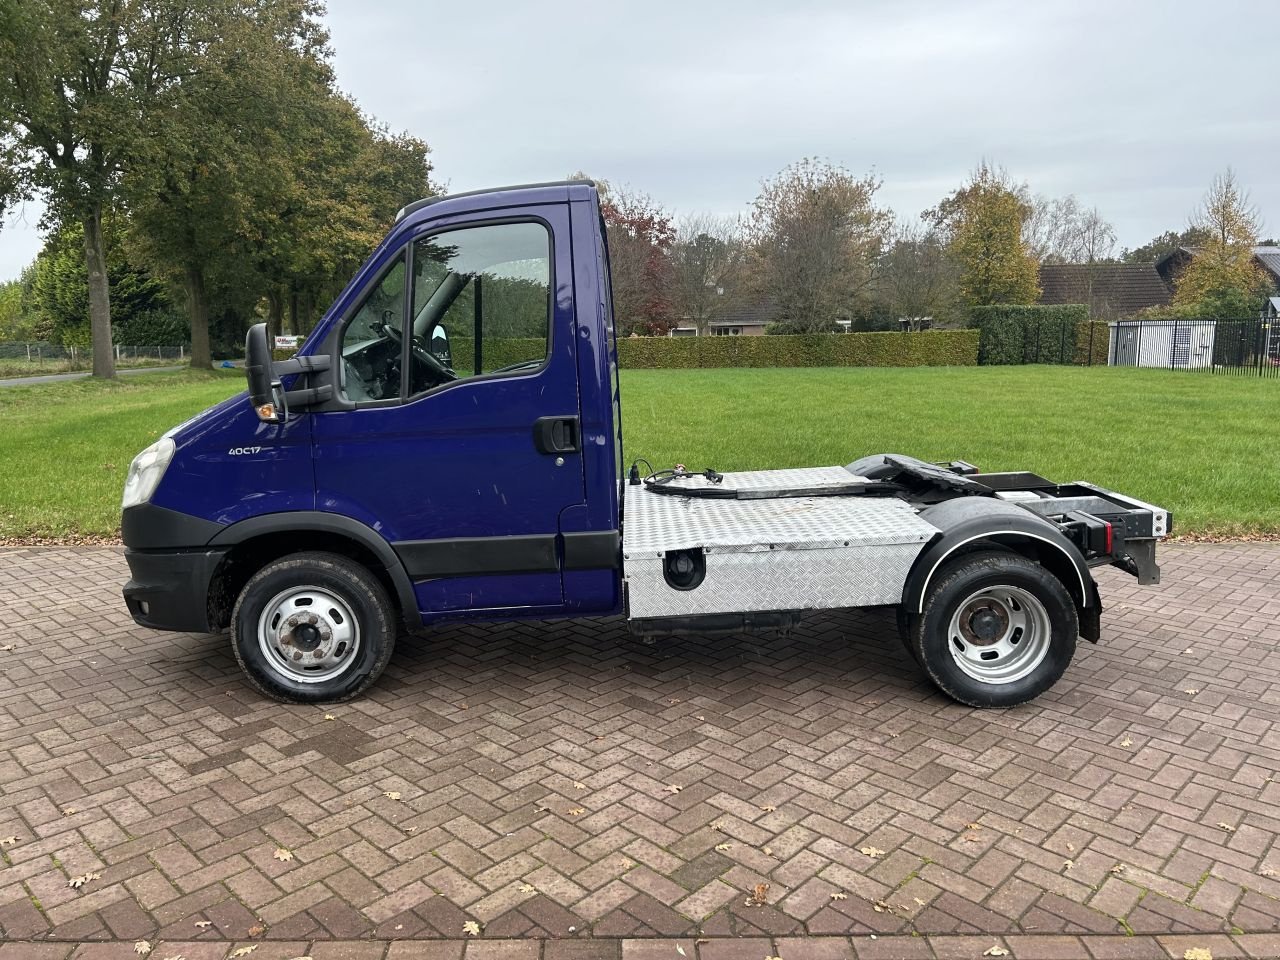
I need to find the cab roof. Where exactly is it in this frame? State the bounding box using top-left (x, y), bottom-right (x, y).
top-left (395, 180), bottom-right (598, 225)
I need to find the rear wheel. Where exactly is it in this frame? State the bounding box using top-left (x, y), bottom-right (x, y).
top-left (909, 550), bottom-right (1077, 707)
top-left (231, 551), bottom-right (397, 703)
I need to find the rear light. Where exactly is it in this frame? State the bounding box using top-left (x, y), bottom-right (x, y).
top-left (1104, 522), bottom-right (1114, 554)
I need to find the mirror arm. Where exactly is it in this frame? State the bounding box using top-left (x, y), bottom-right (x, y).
top-left (282, 384), bottom-right (333, 407)
top-left (273, 355), bottom-right (331, 377)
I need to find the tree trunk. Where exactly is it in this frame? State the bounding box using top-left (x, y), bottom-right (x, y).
top-left (267, 289), bottom-right (283, 342)
top-left (82, 205), bottom-right (116, 379)
top-left (184, 265), bottom-right (212, 369)
top-left (288, 286), bottom-right (299, 336)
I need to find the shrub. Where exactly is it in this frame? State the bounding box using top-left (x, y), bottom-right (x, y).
top-left (968, 304), bottom-right (1089, 365)
top-left (616, 330), bottom-right (979, 368)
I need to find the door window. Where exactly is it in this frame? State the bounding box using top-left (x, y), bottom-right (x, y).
top-left (408, 222), bottom-right (551, 397)
top-left (339, 255), bottom-right (406, 402)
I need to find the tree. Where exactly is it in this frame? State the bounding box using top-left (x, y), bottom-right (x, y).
top-left (29, 214), bottom-right (170, 347)
top-left (745, 158), bottom-right (891, 333)
top-left (671, 214), bottom-right (744, 336)
top-left (927, 162), bottom-right (1039, 307)
top-left (601, 188), bottom-right (676, 336)
top-left (1172, 169), bottom-right (1272, 317)
top-left (877, 222), bottom-right (961, 330)
top-left (123, 0), bottom-right (326, 367)
top-left (1025, 194), bottom-right (1117, 264)
top-left (1120, 227), bottom-right (1211, 264)
top-left (0, 0), bottom-right (227, 378)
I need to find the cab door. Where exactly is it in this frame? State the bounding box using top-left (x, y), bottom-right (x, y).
top-left (312, 205), bottom-right (585, 619)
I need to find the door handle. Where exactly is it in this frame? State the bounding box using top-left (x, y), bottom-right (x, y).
top-left (533, 415), bottom-right (580, 455)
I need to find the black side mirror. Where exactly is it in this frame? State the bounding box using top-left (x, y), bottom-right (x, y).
top-left (245, 323), bottom-right (282, 422)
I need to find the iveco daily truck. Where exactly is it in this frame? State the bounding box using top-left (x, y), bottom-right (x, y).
top-left (120, 180), bottom-right (1168, 708)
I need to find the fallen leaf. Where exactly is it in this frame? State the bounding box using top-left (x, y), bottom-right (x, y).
top-left (194, 921), bottom-right (213, 929)
top-left (761, 805), bottom-right (776, 812)
top-left (574, 782), bottom-right (586, 790)
top-left (714, 842), bottom-right (732, 852)
top-left (963, 833), bottom-right (981, 843)
top-left (383, 791), bottom-right (402, 801)
top-left (749, 882), bottom-right (769, 905)
top-left (68, 872), bottom-right (100, 889)
top-left (965, 822), bottom-right (981, 830)
top-left (161, 955), bottom-right (187, 960)
top-left (1110, 863), bottom-right (1126, 875)
top-left (463, 920), bottom-right (481, 936)
top-left (568, 808), bottom-right (585, 816)
top-left (913, 897), bottom-right (925, 906)
top-left (273, 848), bottom-right (293, 862)
top-left (1183, 647), bottom-right (1194, 654)
top-left (1261, 866), bottom-right (1276, 877)
top-left (675, 948), bottom-right (686, 958)
top-left (872, 899), bottom-right (888, 913)
top-left (859, 846), bottom-right (885, 858)
top-left (664, 784), bottom-right (682, 794)
top-left (1063, 859), bottom-right (1074, 871)
top-left (0, 836), bottom-right (17, 846)
top-left (762, 846), bottom-right (774, 857)
top-left (983, 946), bottom-right (1009, 958)
top-left (1184, 688), bottom-right (1200, 695)
top-left (230, 948), bottom-right (257, 959)
top-left (62, 808), bottom-right (77, 816)
top-left (0, 644), bottom-right (13, 651)
top-left (765, 956), bottom-right (783, 960)
top-left (1120, 736), bottom-right (1133, 748)
top-left (1182, 950), bottom-right (1213, 960)
top-left (518, 883), bottom-right (536, 894)
top-left (247, 923), bottom-right (265, 938)
top-left (323, 714), bottom-right (336, 721)
top-left (711, 820), bottom-right (726, 831)
top-left (830, 892), bottom-right (848, 901)
top-left (1066, 842), bottom-right (1075, 852)
top-left (1216, 822), bottom-right (1236, 833)
top-left (134, 941), bottom-right (152, 956)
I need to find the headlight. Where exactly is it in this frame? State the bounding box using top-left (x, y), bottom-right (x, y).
top-left (122, 437), bottom-right (176, 510)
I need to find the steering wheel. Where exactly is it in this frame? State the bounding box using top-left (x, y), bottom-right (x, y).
top-left (410, 333), bottom-right (456, 383)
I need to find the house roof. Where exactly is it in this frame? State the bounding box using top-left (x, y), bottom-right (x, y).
top-left (1037, 263), bottom-right (1172, 317)
top-left (1155, 244), bottom-right (1280, 285)
top-left (714, 301), bottom-right (776, 326)
top-left (1253, 246), bottom-right (1280, 282)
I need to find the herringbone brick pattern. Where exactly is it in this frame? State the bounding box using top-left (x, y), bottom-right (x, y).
top-left (1, 544), bottom-right (1278, 947)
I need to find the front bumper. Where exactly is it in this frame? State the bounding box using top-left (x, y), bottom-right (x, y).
top-left (122, 547), bottom-right (229, 633)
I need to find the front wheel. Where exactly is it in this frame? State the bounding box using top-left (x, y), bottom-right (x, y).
top-left (907, 550), bottom-right (1078, 708)
top-left (231, 551), bottom-right (397, 703)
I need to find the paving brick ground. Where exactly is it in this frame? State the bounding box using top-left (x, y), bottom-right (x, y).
top-left (1, 544), bottom-right (1278, 958)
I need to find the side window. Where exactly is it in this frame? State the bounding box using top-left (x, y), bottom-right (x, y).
top-left (408, 222), bottom-right (551, 397)
top-left (340, 255), bottom-right (406, 402)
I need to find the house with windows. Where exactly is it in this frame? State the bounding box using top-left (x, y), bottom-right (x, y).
top-left (670, 301), bottom-right (774, 336)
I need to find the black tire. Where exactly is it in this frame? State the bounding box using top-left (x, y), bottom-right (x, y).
top-left (231, 551), bottom-right (397, 703)
top-left (909, 550), bottom-right (1078, 708)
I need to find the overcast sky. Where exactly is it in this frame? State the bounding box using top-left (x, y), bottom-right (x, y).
top-left (2, 0), bottom-right (1277, 280)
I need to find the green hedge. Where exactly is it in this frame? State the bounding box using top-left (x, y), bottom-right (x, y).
top-left (968, 304), bottom-right (1093, 365)
top-left (1075, 321), bottom-right (1110, 365)
top-left (616, 330), bottom-right (979, 369)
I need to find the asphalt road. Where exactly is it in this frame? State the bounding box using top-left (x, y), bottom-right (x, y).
top-left (0, 364), bottom-right (185, 387)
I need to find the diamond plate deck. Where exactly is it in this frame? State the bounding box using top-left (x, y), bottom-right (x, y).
top-left (622, 467), bottom-right (938, 619)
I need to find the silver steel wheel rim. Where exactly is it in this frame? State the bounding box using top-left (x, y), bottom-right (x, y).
top-left (257, 586), bottom-right (361, 684)
top-left (946, 585), bottom-right (1051, 685)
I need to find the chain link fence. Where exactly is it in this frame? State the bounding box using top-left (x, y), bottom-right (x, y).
top-left (0, 342), bottom-right (189, 377)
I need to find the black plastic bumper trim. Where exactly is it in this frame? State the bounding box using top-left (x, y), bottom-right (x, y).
top-left (122, 547), bottom-right (229, 633)
top-left (122, 503), bottom-right (225, 551)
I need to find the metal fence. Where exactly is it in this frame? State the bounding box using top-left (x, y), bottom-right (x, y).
top-left (1108, 319), bottom-right (1279, 378)
top-left (0, 342), bottom-right (189, 368)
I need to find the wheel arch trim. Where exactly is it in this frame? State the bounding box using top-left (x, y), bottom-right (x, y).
top-left (909, 530), bottom-right (1089, 614)
top-left (207, 511), bottom-right (422, 629)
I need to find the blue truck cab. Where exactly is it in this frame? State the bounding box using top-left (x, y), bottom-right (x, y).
top-left (121, 180), bottom-right (1169, 708)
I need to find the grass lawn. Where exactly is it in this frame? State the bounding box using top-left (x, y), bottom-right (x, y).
top-left (0, 365), bottom-right (1276, 540)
